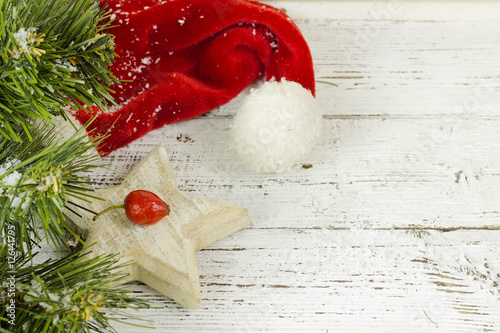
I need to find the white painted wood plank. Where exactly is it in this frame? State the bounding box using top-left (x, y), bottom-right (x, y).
top-left (87, 114), bottom-right (500, 331)
top-left (212, 20), bottom-right (500, 117)
top-left (109, 229), bottom-right (500, 332)
top-left (36, 5), bottom-right (500, 332)
top-left (97, 117), bottom-right (500, 230)
top-left (264, 1), bottom-right (500, 22)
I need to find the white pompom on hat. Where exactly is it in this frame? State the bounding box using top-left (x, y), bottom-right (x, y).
top-left (232, 80), bottom-right (322, 173)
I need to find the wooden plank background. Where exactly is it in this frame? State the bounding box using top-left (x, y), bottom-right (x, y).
top-left (41, 1), bottom-right (500, 332)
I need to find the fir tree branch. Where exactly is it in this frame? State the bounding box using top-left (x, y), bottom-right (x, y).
top-left (0, 0), bottom-right (118, 141)
top-left (0, 121), bottom-right (105, 254)
top-left (0, 245), bottom-right (151, 333)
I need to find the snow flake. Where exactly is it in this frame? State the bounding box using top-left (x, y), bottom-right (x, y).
top-left (12, 27), bottom-right (40, 59)
top-left (131, 65), bottom-right (146, 73)
top-left (2, 170), bottom-right (21, 187)
top-left (14, 28), bottom-right (34, 51)
top-left (0, 159), bottom-right (21, 177)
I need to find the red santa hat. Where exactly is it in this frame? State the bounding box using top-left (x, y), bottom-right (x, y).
top-left (71, 0), bottom-right (321, 173)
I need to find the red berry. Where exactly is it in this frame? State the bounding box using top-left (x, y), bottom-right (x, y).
top-left (123, 190), bottom-right (170, 225)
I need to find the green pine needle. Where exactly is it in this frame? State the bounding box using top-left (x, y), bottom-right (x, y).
top-left (0, 0), bottom-right (118, 142)
top-left (0, 2), bottom-right (153, 332)
top-left (0, 121), bottom-right (105, 254)
top-left (0, 245), bottom-right (151, 332)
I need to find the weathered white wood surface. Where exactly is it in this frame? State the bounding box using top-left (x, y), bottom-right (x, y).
top-left (49, 1), bottom-right (500, 332)
top-left (65, 144), bottom-right (250, 310)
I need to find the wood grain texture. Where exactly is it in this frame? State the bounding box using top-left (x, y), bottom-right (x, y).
top-left (213, 20), bottom-right (500, 118)
top-left (65, 144), bottom-right (250, 309)
top-left (95, 113), bottom-right (500, 331)
top-left (263, 1), bottom-right (500, 22)
top-left (44, 2), bottom-right (500, 332)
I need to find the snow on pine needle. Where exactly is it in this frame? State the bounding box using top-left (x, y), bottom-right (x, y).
top-left (0, 0), bottom-right (118, 142)
top-left (0, 124), bottom-right (104, 254)
top-left (0, 246), bottom-right (150, 333)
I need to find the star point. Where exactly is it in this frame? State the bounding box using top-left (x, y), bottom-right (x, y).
top-left (66, 144), bottom-right (250, 309)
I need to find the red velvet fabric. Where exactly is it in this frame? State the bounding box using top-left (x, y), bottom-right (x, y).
top-left (72, 0), bottom-right (315, 155)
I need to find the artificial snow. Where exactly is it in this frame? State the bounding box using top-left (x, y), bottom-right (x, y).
top-left (125, 113), bottom-right (134, 123)
top-left (13, 28), bottom-right (29, 49)
top-left (0, 158), bottom-right (22, 195)
top-left (2, 170), bottom-right (22, 187)
top-left (13, 27), bottom-right (37, 58)
top-left (0, 166), bottom-right (27, 209)
top-left (54, 59), bottom-right (77, 72)
top-left (0, 159), bottom-right (21, 177)
top-left (131, 65), bottom-right (146, 73)
top-left (231, 80), bottom-right (322, 173)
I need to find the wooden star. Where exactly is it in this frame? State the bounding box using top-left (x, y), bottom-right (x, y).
top-left (65, 144), bottom-right (250, 309)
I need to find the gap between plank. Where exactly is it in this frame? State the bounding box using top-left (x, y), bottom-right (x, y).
top-left (263, 1), bottom-right (500, 22)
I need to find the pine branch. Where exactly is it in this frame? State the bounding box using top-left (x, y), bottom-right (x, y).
top-left (0, 0), bottom-right (118, 141)
top-left (0, 245), bottom-right (151, 333)
top-left (0, 121), bottom-right (104, 254)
